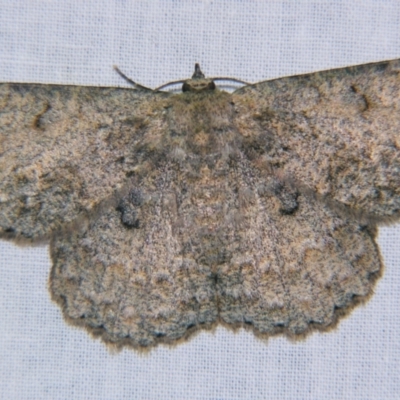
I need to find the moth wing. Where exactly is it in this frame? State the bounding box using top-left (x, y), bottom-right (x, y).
top-left (0, 83), bottom-right (159, 241)
top-left (217, 186), bottom-right (382, 336)
top-left (50, 153), bottom-right (382, 346)
top-left (49, 186), bottom-right (218, 348)
top-left (234, 59), bottom-right (400, 222)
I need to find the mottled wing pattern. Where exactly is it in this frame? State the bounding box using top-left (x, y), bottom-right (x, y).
top-left (50, 175), bottom-right (219, 348)
top-left (217, 181), bottom-right (381, 336)
top-left (50, 152), bottom-right (381, 348)
top-left (0, 83), bottom-right (163, 241)
top-left (234, 59), bottom-right (400, 222)
top-left (1, 60), bottom-right (398, 350)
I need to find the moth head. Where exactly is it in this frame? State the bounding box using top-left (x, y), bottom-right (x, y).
top-left (182, 63), bottom-right (216, 92)
top-left (114, 64), bottom-right (249, 93)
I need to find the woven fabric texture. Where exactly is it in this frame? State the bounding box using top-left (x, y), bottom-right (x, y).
top-left (0, 1), bottom-right (399, 399)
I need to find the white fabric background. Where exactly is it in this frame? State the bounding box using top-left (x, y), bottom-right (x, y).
top-left (1, 1), bottom-right (400, 399)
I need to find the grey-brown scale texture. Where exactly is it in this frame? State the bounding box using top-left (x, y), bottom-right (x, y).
top-left (0, 59), bottom-right (399, 350)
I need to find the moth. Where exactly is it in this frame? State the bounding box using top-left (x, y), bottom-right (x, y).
top-left (0, 60), bottom-right (399, 350)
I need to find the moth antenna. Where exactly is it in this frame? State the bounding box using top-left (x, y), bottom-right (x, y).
top-left (156, 63), bottom-right (251, 91)
top-left (211, 77), bottom-right (251, 86)
top-left (113, 66), bottom-right (154, 92)
top-left (155, 79), bottom-right (187, 91)
top-left (194, 63), bottom-right (250, 85)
